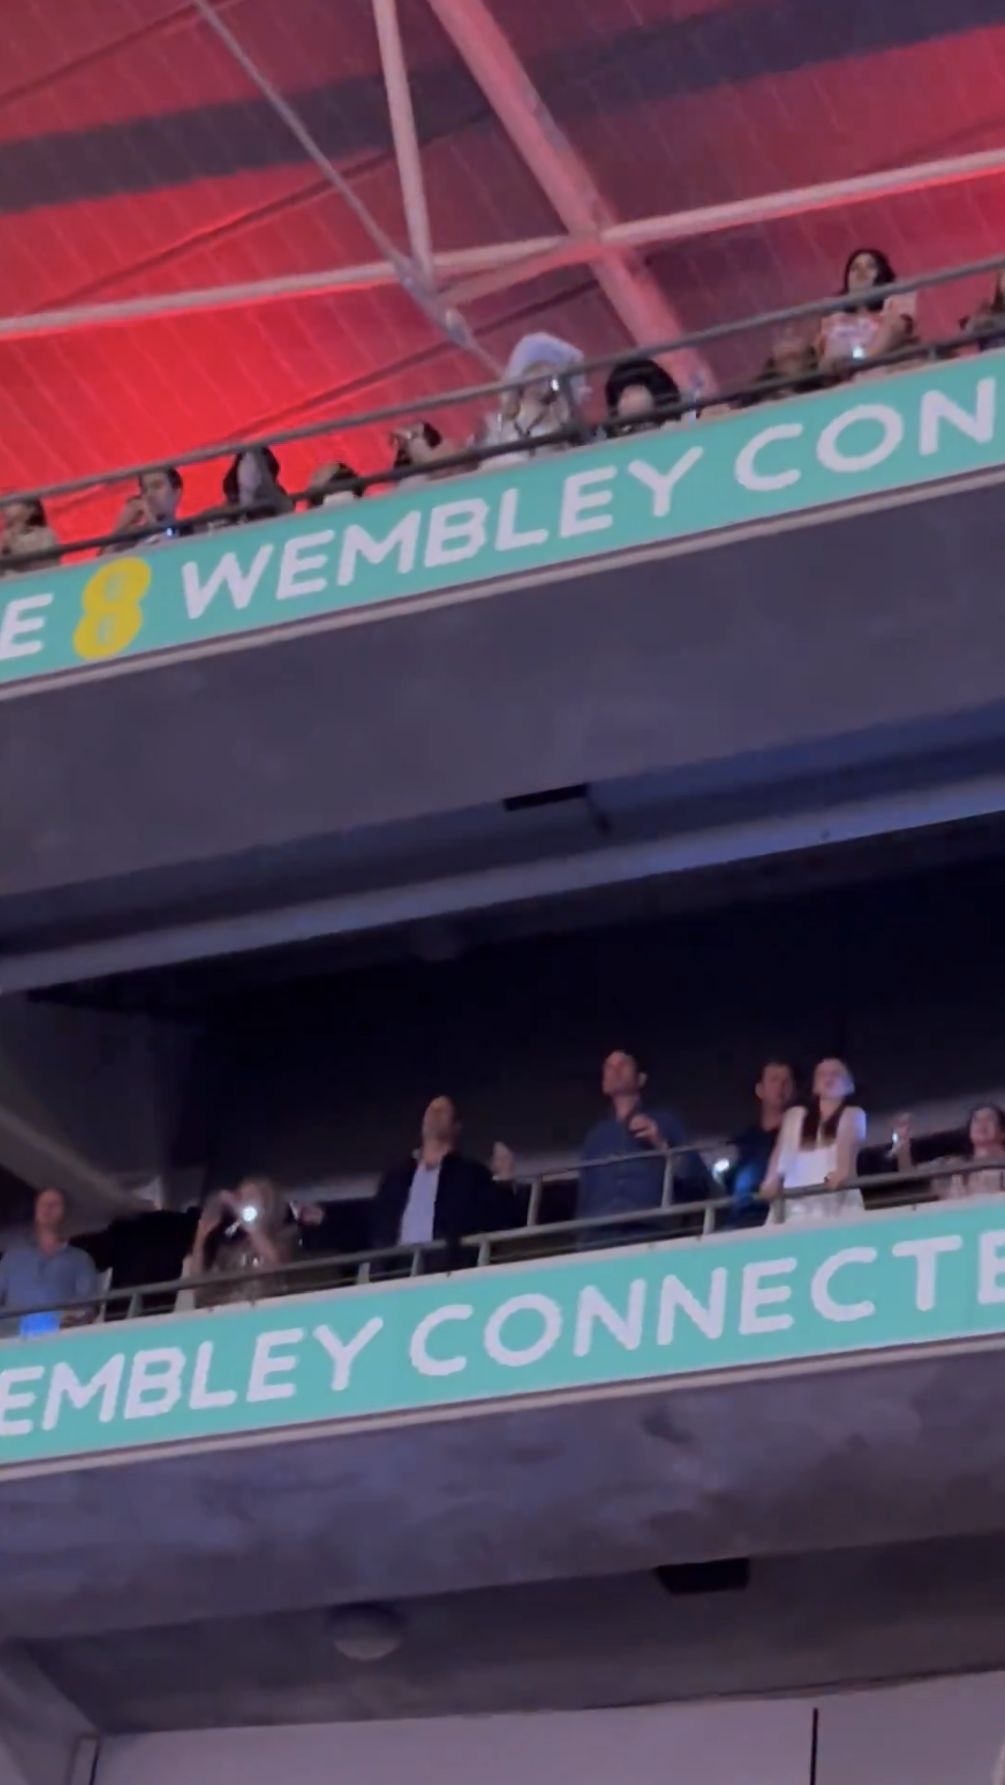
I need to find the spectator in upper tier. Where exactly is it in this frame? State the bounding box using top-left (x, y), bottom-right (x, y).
top-left (719, 1059), bottom-right (796, 1230)
top-left (738, 328), bottom-right (822, 408)
top-left (760, 1057), bottom-right (866, 1224)
top-left (0, 497), bottom-right (59, 571)
top-left (578, 1050), bottom-right (707, 1229)
top-left (306, 460), bottom-right (364, 508)
top-left (184, 1177), bottom-right (299, 1308)
top-left (479, 332), bottom-right (588, 465)
top-left (892, 1103), bottom-right (1005, 1200)
top-left (389, 422), bottom-right (456, 483)
top-left (817, 247), bottom-right (917, 376)
top-left (370, 1095), bottom-right (514, 1263)
top-left (605, 356), bottom-right (681, 436)
top-left (108, 465), bottom-right (185, 550)
top-left (222, 447), bottom-right (293, 522)
top-left (961, 269), bottom-right (1005, 352)
top-left (0, 1187), bottom-right (99, 1333)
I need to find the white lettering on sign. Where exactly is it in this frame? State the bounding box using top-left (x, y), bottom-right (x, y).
top-left (275, 531), bottom-right (334, 601)
top-left (247, 1329), bottom-right (303, 1402)
top-left (817, 404), bottom-right (904, 473)
top-left (734, 423), bottom-right (803, 492)
top-left (484, 1293), bottom-right (562, 1367)
top-left (810, 1248), bottom-right (878, 1323)
top-left (626, 448), bottom-right (703, 517)
top-left (409, 1305), bottom-right (472, 1377)
top-left (182, 546), bottom-right (274, 619)
top-left (313, 1318), bottom-right (384, 1391)
top-left (337, 512), bottom-right (420, 585)
top-left (739, 1258), bottom-right (796, 1334)
top-left (573, 1281), bottom-right (646, 1357)
top-left (657, 1268), bottom-right (728, 1343)
top-left (891, 1234), bottom-right (963, 1312)
top-left (42, 1356), bottom-right (124, 1429)
top-left (977, 1229), bottom-right (1005, 1304)
top-left (123, 1348), bottom-right (185, 1420)
top-left (189, 1341), bottom-right (237, 1411)
top-left (495, 488), bottom-right (548, 552)
top-left (919, 377), bottom-right (995, 455)
top-left (424, 499), bottom-right (489, 568)
top-left (559, 467), bottom-right (616, 537)
top-left (0, 1366), bottom-right (44, 1436)
top-left (0, 593), bottom-right (53, 660)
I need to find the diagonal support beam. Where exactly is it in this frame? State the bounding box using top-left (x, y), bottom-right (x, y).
top-left (191, 0), bottom-right (499, 374)
top-left (373, 0), bottom-right (435, 284)
top-left (425, 0), bottom-right (713, 391)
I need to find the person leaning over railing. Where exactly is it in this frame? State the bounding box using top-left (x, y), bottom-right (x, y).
top-left (369, 1094), bottom-right (518, 1269)
top-left (182, 1177), bottom-right (299, 1308)
top-left (717, 1058), bottom-right (796, 1230)
top-left (759, 1056), bottom-right (866, 1225)
top-left (604, 355), bottom-right (682, 436)
top-left (0, 1187), bottom-right (99, 1335)
top-left (0, 496), bottom-right (60, 574)
top-left (476, 331), bottom-right (591, 466)
top-left (816, 246), bottom-right (917, 378)
top-left (891, 1102), bottom-right (1005, 1200)
top-left (578, 1049), bottom-right (711, 1232)
top-left (104, 465), bottom-right (187, 553)
top-left (220, 446), bottom-right (293, 523)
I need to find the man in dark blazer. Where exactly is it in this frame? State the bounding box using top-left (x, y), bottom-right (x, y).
top-left (370, 1096), bottom-right (514, 1265)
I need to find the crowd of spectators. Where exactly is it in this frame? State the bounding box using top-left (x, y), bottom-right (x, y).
top-left (0, 1047), bottom-right (1002, 1335)
top-left (3, 251), bottom-right (1004, 575)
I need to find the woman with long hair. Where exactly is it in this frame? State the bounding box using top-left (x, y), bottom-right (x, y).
top-left (184, 1177), bottom-right (299, 1308)
top-left (760, 1057), bottom-right (866, 1224)
top-left (0, 496), bottom-right (59, 570)
top-left (221, 447), bottom-right (293, 522)
top-left (817, 247), bottom-right (917, 374)
top-left (893, 1103), bottom-right (1005, 1200)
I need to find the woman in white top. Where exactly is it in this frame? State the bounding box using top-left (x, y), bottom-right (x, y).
top-left (817, 247), bottom-right (916, 375)
top-left (761, 1057), bottom-right (866, 1224)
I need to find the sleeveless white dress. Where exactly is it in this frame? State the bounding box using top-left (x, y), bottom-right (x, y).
top-left (769, 1105), bottom-right (866, 1224)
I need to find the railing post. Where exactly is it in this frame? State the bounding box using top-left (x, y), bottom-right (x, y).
top-left (661, 1149), bottom-right (674, 1209)
top-left (527, 1175), bottom-right (543, 1230)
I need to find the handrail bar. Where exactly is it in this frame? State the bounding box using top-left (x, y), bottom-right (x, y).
top-left (7, 322), bottom-right (1001, 572)
top-left (8, 248), bottom-right (1004, 509)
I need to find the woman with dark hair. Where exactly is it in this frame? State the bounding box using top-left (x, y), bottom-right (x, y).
top-left (761, 1057), bottom-right (866, 1224)
top-left (893, 1103), bottom-right (1005, 1200)
top-left (817, 247), bottom-right (917, 374)
top-left (0, 496), bottom-right (59, 570)
top-left (221, 447), bottom-right (293, 522)
top-left (389, 420), bottom-right (455, 482)
top-left (605, 356), bottom-right (681, 435)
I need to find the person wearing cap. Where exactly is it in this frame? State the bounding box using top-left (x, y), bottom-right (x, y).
top-left (478, 331), bottom-right (591, 467)
top-left (605, 356), bottom-right (682, 436)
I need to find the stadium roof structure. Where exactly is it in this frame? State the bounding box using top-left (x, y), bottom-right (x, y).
top-left (3, 0), bottom-right (1005, 534)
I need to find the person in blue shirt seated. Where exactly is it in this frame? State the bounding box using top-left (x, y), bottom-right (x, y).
top-left (578, 1051), bottom-right (708, 1238)
top-left (0, 1187), bottom-right (100, 1334)
top-left (718, 1060), bottom-right (795, 1230)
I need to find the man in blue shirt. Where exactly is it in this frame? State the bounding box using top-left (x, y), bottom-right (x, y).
top-left (718, 1060), bottom-right (795, 1230)
top-left (578, 1051), bottom-right (707, 1233)
top-left (0, 1187), bottom-right (100, 1334)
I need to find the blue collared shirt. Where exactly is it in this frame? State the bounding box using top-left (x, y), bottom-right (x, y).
top-left (578, 1109), bottom-right (693, 1219)
top-left (0, 1240), bottom-right (99, 1329)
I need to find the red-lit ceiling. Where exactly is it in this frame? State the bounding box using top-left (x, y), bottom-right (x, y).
top-left (3, 0), bottom-right (1005, 538)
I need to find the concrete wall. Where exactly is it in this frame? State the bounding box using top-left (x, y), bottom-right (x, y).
top-left (0, 998), bottom-right (194, 1216)
top-left (94, 1673), bottom-right (1005, 1785)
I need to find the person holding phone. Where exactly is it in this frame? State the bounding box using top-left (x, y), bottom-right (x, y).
top-left (183, 1178), bottom-right (299, 1308)
top-left (817, 247), bottom-right (917, 376)
top-left (578, 1050), bottom-right (707, 1236)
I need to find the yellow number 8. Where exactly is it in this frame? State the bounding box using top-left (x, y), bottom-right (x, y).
top-left (73, 557), bottom-right (152, 661)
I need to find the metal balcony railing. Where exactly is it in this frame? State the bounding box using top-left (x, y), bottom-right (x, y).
top-left (1, 1148), bottom-right (1000, 1337)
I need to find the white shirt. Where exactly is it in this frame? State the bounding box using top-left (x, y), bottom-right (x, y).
top-left (769, 1104), bottom-right (867, 1224)
top-left (398, 1160), bottom-right (442, 1245)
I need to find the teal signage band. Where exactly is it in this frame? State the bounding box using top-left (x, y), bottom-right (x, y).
top-left (1, 1203), bottom-right (1004, 1469)
top-left (2, 351), bottom-right (1004, 691)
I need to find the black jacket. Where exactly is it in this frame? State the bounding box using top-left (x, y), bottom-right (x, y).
top-left (370, 1151), bottom-right (506, 1259)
